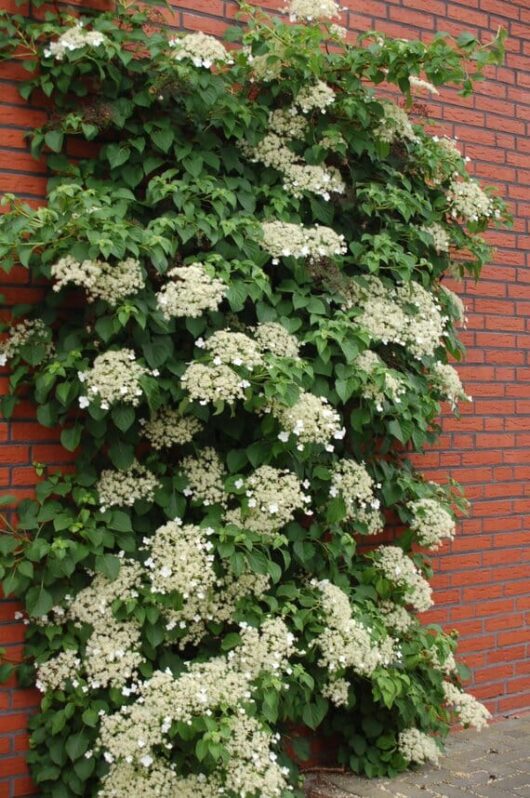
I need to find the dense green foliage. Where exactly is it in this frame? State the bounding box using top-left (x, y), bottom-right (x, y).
top-left (0, 2), bottom-right (508, 796)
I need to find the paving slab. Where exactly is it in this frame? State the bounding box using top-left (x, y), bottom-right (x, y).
top-left (304, 714), bottom-right (530, 798)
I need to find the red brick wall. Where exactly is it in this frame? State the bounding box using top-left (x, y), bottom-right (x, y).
top-left (1, 0), bottom-right (530, 794)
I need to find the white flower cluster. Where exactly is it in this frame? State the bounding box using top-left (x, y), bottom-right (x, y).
top-left (430, 648), bottom-right (458, 676)
top-left (440, 285), bottom-right (466, 323)
top-left (346, 277), bottom-right (447, 359)
top-left (97, 461), bottom-right (159, 510)
top-left (50, 255), bottom-right (144, 305)
top-left (409, 76), bottom-right (439, 95)
top-left (443, 682), bottom-right (491, 730)
top-left (379, 600), bottom-right (414, 634)
top-left (261, 220), bottom-right (346, 263)
top-left (68, 562), bottom-right (144, 690)
top-left (181, 447), bottom-right (227, 506)
top-left (374, 102), bottom-right (418, 144)
top-left (254, 322), bottom-right (300, 359)
top-left (0, 318), bottom-right (52, 366)
top-left (431, 135), bottom-right (464, 181)
top-left (243, 108), bottom-right (345, 200)
top-left (35, 649), bottom-right (81, 693)
top-left (295, 81), bottom-right (335, 114)
top-left (447, 179), bottom-right (496, 222)
top-left (98, 762), bottom-right (181, 798)
top-left (330, 459), bottom-right (383, 535)
top-left (98, 618), bottom-right (295, 778)
top-left (44, 22), bottom-right (109, 60)
top-left (398, 728), bottom-right (440, 766)
top-left (269, 108), bottom-right (308, 139)
top-left (79, 349), bottom-right (151, 409)
top-left (141, 408), bottom-right (202, 449)
top-left (408, 498), bottom-right (456, 550)
top-left (422, 223), bottom-right (451, 254)
top-left (164, 569), bottom-right (270, 648)
top-left (144, 521), bottom-right (216, 598)
top-left (314, 580), bottom-right (398, 677)
top-left (373, 546), bottom-right (433, 612)
top-left (155, 263), bottom-right (226, 319)
top-left (272, 392), bottom-right (345, 451)
top-left (355, 350), bottom-right (405, 410)
top-left (431, 362), bottom-right (470, 410)
top-left (202, 330), bottom-right (264, 369)
top-left (329, 23), bottom-right (348, 40)
top-left (169, 32), bottom-right (232, 69)
top-left (287, 0), bottom-right (341, 20)
top-left (224, 713), bottom-right (290, 798)
top-left (322, 677), bottom-right (350, 707)
top-left (226, 465), bottom-right (309, 536)
top-left (181, 330), bottom-right (268, 405)
top-left (181, 362), bottom-right (249, 406)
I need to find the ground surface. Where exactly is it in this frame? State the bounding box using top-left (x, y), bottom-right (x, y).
top-left (304, 715), bottom-right (530, 798)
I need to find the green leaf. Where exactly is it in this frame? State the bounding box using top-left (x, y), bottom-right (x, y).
top-left (60, 425), bottom-right (82, 452)
top-left (106, 144), bottom-right (130, 169)
top-left (26, 585), bottom-right (53, 617)
top-left (302, 696), bottom-right (328, 730)
top-left (226, 449), bottom-right (248, 473)
top-left (108, 441), bottom-right (135, 470)
top-left (95, 554), bottom-right (120, 581)
top-left (151, 128), bottom-right (174, 153)
top-left (44, 130), bottom-right (64, 152)
top-left (111, 405), bottom-right (135, 432)
top-left (65, 732), bottom-right (89, 761)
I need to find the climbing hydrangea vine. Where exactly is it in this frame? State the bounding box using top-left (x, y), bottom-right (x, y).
top-left (0, 0), bottom-right (508, 795)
